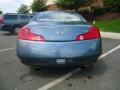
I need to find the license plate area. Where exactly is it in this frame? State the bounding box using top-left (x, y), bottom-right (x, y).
top-left (56, 59), bottom-right (65, 64)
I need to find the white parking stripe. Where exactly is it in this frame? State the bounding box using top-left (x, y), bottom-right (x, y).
top-left (37, 45), bottom-right (120, 90)
top-left (99, 45), bottom-right (120, 60)
top-left (0, 36), bottom-right (16, 38)
top-left (37, 68), bottom-right (81, 90)
top-left (0, 47), bottom-right (16, 52)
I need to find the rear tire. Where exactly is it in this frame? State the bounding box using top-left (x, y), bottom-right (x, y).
top-left (14, 27), bottom-right (19, 34)
top-left (14, 26), bottom-right (21, 34)
top-left (12, 25), bottom-right (22, 34)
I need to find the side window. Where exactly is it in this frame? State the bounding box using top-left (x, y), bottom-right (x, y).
top-left (20, 15), bottom-right (29, 20)
top-left (5, 15), bottom-right (18, 20)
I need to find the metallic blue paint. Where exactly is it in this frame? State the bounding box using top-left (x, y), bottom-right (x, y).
top-left (17, 39), bottom-right (101, 58)
top-left (17, 11), bottom-right (102, 66)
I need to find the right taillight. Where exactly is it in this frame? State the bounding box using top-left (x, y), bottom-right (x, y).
top-left (18, 27), bottom-right (45, 42)
top-left (76, 27), bottom-right (101, 41)
top-left (1, 15), bottom-right (5, 25)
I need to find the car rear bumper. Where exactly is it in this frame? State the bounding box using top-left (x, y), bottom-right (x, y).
top-left (17, 39), bottom-right (102, 66)
top-left (2, 25), bottom-right (13, 31)
top-left (19, 55), bottom-right (100, 66)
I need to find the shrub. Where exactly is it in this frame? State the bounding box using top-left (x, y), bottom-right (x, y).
top-left (31, 0), bottom-right (46, 12)
top-left (78, 10), bottom-right (93, 21)
top-left (93, 7), bottom-right (106, 16)
top-left (104, 0), bottom-right (120, 12)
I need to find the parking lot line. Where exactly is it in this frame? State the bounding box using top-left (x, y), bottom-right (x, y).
top-left (0, 36), bottom-right (16, 38)
top-left (37, 45), bottom-right (120, 90)
top-left (0, 47), bottom-right (16, 52)
top-left (99, 45), bottom-right (120, 60)
top-left (37, 68), bottom-right (81, 90)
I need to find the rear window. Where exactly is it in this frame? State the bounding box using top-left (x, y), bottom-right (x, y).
top-left (36, 12), bottom-right (86, 23)
top-left (20, 15), bottom-right (29, 20)
top-left (5, 15), bottom-right (18, 20)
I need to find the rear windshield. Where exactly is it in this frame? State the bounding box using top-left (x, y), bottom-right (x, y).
top-left (5, 15), bottom-right (18, 20)
top-left (35, 12), bottom-right (86, 23)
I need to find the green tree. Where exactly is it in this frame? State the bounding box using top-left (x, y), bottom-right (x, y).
top-left (0, 10), bottom-right (2, 14)
top-left (104, 0), bottom-right (120, 12)
top-left (31, 0), bottom-right (46, 12)
top-left (57, 0), bottom-right (93, 11)
top-left (0, 8), bottom-right (2, 14)
top-left (17, 4), bottom-right (29, 14)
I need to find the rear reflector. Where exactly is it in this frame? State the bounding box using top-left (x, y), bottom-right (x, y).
top-left (18, 27), bottom-right (45, 42)
top-left (76, 27), bottom-right (101, 41)
top-left (1, 15), bottom-right (5, 25)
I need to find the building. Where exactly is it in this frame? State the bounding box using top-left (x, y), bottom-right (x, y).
top-left (44, 0), bottom-right (59, 10)
top-left (44, 0), bottom-right (104, 11)
top-left (92, 0), bottom-right (104, 8)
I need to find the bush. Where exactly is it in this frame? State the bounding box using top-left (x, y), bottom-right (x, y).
top-left (31, 0), bottom-right (46, 12)
top-left (93, 0), bottom-right (120, 16)
top-left (0, 10), bottom-right (2, 14)
top-left (78, 10), bottom-right (93, 21)
top-left (104, 0), bottom-right (120, 12)
top-left (78, 9), bottom-right (90, 15)
top-left (93, 7), bottom-right (106, 16)
top-left (57, 0), bottom-right (93, 11)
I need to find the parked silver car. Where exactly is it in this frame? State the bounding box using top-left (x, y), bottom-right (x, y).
top-left (1, 13), bottom-right (34, 34)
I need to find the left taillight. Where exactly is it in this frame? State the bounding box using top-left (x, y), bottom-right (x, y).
top-left (76, 27), bottom-right (101, 41)
top-left (18, 27), bottom-right (45, 42)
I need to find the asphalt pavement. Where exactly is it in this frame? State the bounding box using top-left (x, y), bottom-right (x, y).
top-left (0, 30), bottom-right (120, 90)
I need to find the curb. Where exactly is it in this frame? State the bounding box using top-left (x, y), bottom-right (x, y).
top-left (101, 32), bottom-right (120, 40)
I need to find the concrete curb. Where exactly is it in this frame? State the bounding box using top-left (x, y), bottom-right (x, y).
top-left (101, 32), bottom-right (120, 40)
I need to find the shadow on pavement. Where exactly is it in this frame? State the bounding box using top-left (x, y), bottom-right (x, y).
top-left (3, 32), bottom-right (16, 36)
top-left (30, 66), bottom-right (79, 79)
top-left (29, 60), bottom-right (107, 79)
top-left (75, 60), bottom-right (107, 79)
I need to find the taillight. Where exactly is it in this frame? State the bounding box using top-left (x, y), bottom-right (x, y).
top-left (76, 27), bottom-right (101, 41)
top-left (1, 15), bottom-right (4, 25)
top-left (18, 27), bottom-right (45, 42)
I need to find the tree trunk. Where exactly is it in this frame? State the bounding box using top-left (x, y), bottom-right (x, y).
top-left (97, 0), bottom-right (104, 7)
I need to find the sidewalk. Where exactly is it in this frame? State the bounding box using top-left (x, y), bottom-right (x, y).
top-left (101, 32), bottom-right (120, 40)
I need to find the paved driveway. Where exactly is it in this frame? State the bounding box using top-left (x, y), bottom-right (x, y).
top-left (0, 30), bottom-right (120, 90)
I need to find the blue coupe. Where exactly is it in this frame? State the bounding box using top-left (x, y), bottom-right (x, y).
top-left (17, 11), bottom-right (102, 66)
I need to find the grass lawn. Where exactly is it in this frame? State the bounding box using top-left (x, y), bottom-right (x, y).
top-left (95, 19), bottom-right (120, 33)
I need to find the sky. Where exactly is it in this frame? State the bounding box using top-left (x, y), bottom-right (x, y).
top-left (0, 0), bottom-right (33, 13)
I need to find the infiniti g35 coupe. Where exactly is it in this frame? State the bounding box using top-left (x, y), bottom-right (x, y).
top-left (17, 11), bottom-right (102, 66)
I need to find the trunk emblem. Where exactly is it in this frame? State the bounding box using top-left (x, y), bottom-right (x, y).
top-left (56, 31), bottom-right (64, 35)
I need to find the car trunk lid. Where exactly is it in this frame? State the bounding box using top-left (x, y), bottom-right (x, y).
top-left (29, 24), bottom-right (91, 42)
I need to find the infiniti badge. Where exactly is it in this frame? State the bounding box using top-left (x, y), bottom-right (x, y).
top-left (56, 30), bottom-right (64, 35)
